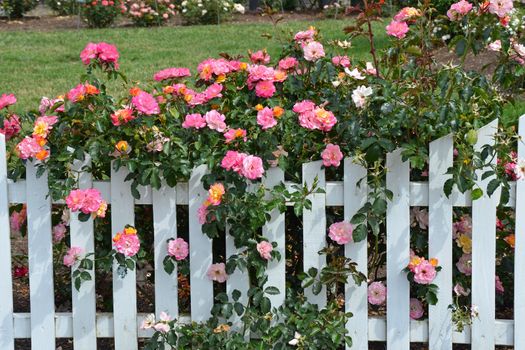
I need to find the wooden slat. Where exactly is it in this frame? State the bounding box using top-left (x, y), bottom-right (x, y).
top-left (152, 184), bottom-right (179, 317)
top-left (471, 119), bottom-right (499, 349)
top-left (343, 158), bottom-right (368, 350)
top-left (386, 149), bottom-right (410, 350)
top-left (515, 115), bottom-right (525, 349)
top-left (70, 155), bottom-right (97, 349)
top-left (110, 164), bottom-right (138, 350)
top-left (0, 134), bottom-right (14, 350)
top-left (26, 161), bottom-right (55, 350)
top-left (225, 225), bottom-right (249, 329)
top-left (188, 165), bottom-right (213, 321)
top-left (302, 161), bottom-right (327, 307)
top-left (428, 134), bottom-right (453, 350)
top-left (262, 167), bottom-right (286, 308)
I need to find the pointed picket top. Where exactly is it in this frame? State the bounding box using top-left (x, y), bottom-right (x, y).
top-left (471, 119), bottom-right (499, 349)
top-left (0, 134), bottom-right (14, 350)
top-left (515, 115), bottom-right (525, 349)
top-left (428, 133), bottom-right (454, 350)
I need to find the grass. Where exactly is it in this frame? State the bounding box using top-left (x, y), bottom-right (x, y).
top-left (0, 19), bottom-right (388, 111)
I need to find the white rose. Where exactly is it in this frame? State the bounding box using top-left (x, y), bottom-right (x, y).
top-left (233, 3), bottom-right (244, 13)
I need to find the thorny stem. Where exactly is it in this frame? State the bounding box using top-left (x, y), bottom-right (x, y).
top-left (363, 0), bottom-right (380, 77)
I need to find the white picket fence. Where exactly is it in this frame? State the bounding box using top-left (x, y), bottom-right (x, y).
top-left (0, 117), bottom-right (524, 350)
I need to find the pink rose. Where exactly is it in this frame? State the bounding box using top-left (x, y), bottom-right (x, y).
top-left (331, 55), bottom-right (350, 68)
top-left (410, 298), bottom-right (424, 320)
top-left (386, 20), bottom-right (409, 39)
top-left (303, 41), bottom-right (325, 61)
top-left (250, 50), bottom-right (271, 64)
top-left (167, 238), bottom-right (189, 261)
top-left (292, 100), bottom-right (316, 114)
top-left (203, 83), bottom-right (223, 101)
top-left (16, 137), bottom-right (44, 160)
top-left (495, 275), bottom-right (505, 294)
top-left (255, 81), bottom-right (276, 98)
top-left (204, 110), bottom-right (227, 132)
top-left (53, 223), bottom-right (67, 243)
top-left (132, 91), bottom-right (160, 115)
top-left (328, 221), bottom-right (353, 245)
top-left (224, 128), bottom-right (247, 143)
top-left (114, 233), bottom-right (140, 257)
top-left (278, 57), bottom-right (298, 71)
top-left (0, 93), bottom-right (16, 110)
top-left (447, 0), bottom-right (473, 20)
top-left (182, 113), bottom-right (207, 129)
top-left (64, 246), bottom-right (84, 267)
top-left (257, 107), bottom-right (277, 130)
top-left (241, 155), bottom-right (264, 180)
top-left (256, 241), bottom-right (273, 260)
top-left (207, 263), bottom-right (228, 283)
top-left (488, 0), bottom-right (513, 18)
top-left (321, 144), bottom-right (343, 167)
top-left (368, 281), bottom-right (386, 305)
top-left (153, 67), bottom-right (191, 81)
top-left (0, 114), bottom-right (21, 140)
top-left (413, 260), bottom-right (437, 284)
top-left (221, 150), bottom-right (246, 173)
top-left (456, 253), bottom-right (472, 276)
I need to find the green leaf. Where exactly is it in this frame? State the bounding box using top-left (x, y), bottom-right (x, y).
top-left (471, 188), bottom-right (483, 200)
top-left (352, 224), bottom-right (368, 241)
top-left (487, 178), bottom-right (500, 197)
top-left (264, 286), bottom-right (280, 295)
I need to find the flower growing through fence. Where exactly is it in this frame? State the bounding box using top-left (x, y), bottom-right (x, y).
top-left (368, 281), bottom-right (386, 305)
top-left (113, 226), bottom-right (141, 257)
top-left (163, 238), bottom-right (190, 275)
top-left (404, 255), bottom-right (441, 305)
top-left (207, 262), bottom-right (228, 283)
top-left (410, 298), bottom-right (424, 319)
top-left (328, 221), bottom-right (353, 245)
top-left (65, 188), bottom-right (107, 221)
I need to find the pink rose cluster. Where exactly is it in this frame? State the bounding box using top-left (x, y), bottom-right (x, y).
top-left (321, 144), bottom-right (343, 167)
top-left (331, 55), bottom-right (350, 68)
top-left (16, 113), bottom-right (59, 161)
top-left (64, 246), bottom-right (84, 267)
top-left (407, 256), bottom-right (439, 285)
top-left (207, 262), bottom-right (227, 283)
top-left (447, 0), bottom-right (473, 21)
top-left (80, 42), bottom-right (120, 69)
top-left (113, 226), bottom-right (141, 257)
top-left (256, 241), bottom-right (273, 260)
top-left (293, 100), bottom-right (337, 131)
top-left (65, 188), bottom-right (107, 219)
top-left (221, 150), bottom-right (265, 180)
top-left (386, 20), bottom-right (409, 39)
top-left (0, 114), bottom-right (21, 141)
top-left (141, 312), bottom-right (173, 333)
top-left (127, 0), bottom-right (176, 21)
top-left (167, 238), bottom-right (189, 261)
top-left (294, 28), bottom-right (316, 46)
top-left (0, 93), bottom-right (16, 110)
top-left (9, 205), bottom-right (27, 234)
top-left (250, 50), bottom-right (271, 65)
top-left (153, 67), bottom-right (191, 82)
top-left (328, 221), bottom-right (353, 245)
top-left (39, 96), bottom-right (65, 115)
top-left (197, 58), bottom-right (244, 82)
top-left (247, 64), bottom-right (286, 99)
top-left (368, 281), bottom-right (386, 305)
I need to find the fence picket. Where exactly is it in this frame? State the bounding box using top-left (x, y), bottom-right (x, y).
top-left (110, 164), bottom-right (138, 350)
top-left (472, 119), bottom-right (499, 349)
top-left (226, 225), bottom-right (249, 328)
top-left (153, 184), bottom-right (179, 318)
top-left (515, 115), bottom-right (525, 349)
top-left (386, 149), bottom-right (410, 350)
top-left (70, 155), bottom-right (97, 349)
top-left (0, 135), bottom-right (14, 350)
top-left (262, 167), bottom-right (286, 308)
top-left (343, 158), bottom-right (368, 350)
top-left (302, 161), bottom-right (327, 307)
top-left (26, 161), bottom-right (55, 350)
top-left (428, 134), bottom-right (454, 350)
top-left (188, 165), bottom-right (213, 321)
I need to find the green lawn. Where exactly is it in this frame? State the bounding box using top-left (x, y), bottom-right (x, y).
top-left (0, 19), bottom-right (388, 111)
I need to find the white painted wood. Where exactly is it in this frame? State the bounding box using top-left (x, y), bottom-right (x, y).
top-left (70, 155), bottom-right (97, 349)
top-left (343, 158), bottom-right (368, 350)
top-left (110, 163), bottom-right (138, 350)
top-left (188, 165), bottom-right (213, 321)
top-left (262, 167), bottom-right (286, 308)
top-left (152, 184), bottom-right (179, 318)
top-left (472, 119), bottom-right (500, 349)
top-left (515, 115), bottom-right (525, 349)
top-left (26, 161), bottom-right (55, 350)
top-left (428, 134), bottom-right (454, 350)
top-left (226, 225), bottom-right (249, 329)
top-left (386, 149), bottom-right (410, 350)
top-left (302, 161), bottom-right (327, 307)
top-left (0, 134), bottom-right (14, 350)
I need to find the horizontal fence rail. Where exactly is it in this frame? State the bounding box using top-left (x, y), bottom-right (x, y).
top-left (1, 117), bottom-right (524, 349)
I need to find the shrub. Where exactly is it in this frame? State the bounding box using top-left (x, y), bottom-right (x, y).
top-left (124, 0), bottom-right (177, 26)
top-left (46, 0), bottom-right (80, 15)
top-left (179, 0), bottom-right (244, 25)
top-left (0, 0), bottom-right (37, 18)
top-left (82, 0), bottom-right (124, 28)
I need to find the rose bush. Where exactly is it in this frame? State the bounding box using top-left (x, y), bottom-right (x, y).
top-left (5, 0), bottom-right (525, 347)
top-left (82, 0), bottom-right (125, 28)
